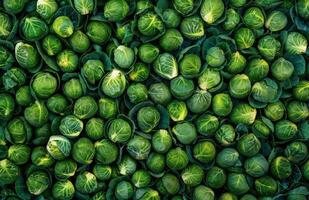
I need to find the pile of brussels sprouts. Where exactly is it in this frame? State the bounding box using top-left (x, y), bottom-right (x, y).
top-left (1, 0), bottom-right (309, 199)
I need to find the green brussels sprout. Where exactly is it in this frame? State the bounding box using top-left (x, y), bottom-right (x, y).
top-left (95, 139), bottom-right (118, 164)
top-left (172, 122), bottom-right (197, 145)
top-left (98, 97), bottom-right (118, 119)
top-left (137, 106), bottom-right (160, 133)
top-left (285, 32), bottom-right (308, 55)
top-left (47, 135), bottom-right (71, 160)
top-left (132, 170), bottom-right (151, 188)
top-left (86, 21), bottom-right (111, 44)
top-left (166, 147), bottom-right (189, 170)
top-left (206, 47), bottom-right (226, 67)
top-left (138, 44), bottom-right (159, 64)
top-left (76, 171), bottom-right (98, 193)
top-left (212, 93), bottom-right (233, 116)
top-left (271, 58), bottom-right (294, 81)
top-left (258, 35), bottom-right (281, 60)
top-left (129, 63), bottom-right (150, 82)
top-left (137, 12), bottom-right (164, 37)
top-left (251, 78), bottom-right (279, 103)
top-left (230, 0), bottom-right (246, 7)
top-left (284, 141), bottom-right (308, 163)
top-left (127, 135), bottom-right (151, 160)
top-left (104, 0), bottom-right (129, 21)
top-left (240, 194), bottom-right (257, 200)
top-left (152, 129), bottom-right (172, 153)
top-left (157, 173), bottom-right (180, 195)
top-left (107, 118), bottom-right (132, 143)
top-left (218, 193), bottom-right (238, 200)
top-left (216, 148), bottom-right (240, 168)
top-left (252, 120), bottom-right (271, 139)
top-left (215, 124), bottom-right (236, 146)
top-left (271, 156), bottom-right (292, 180)
top-left (54, 159), bottom-right (77, 179)
top-left (160, 29), bottom-right (183, 52)
top-left (200, 0), bottom-right (224, 24)
top-left (73, 96), bottom-right (98, 119)
top-left (223, 9), bottom-right (240, 30)
top-left (167, 100), bottom-right (188, 121)
top-left (52, 180), bottom-right (75, 200)
top-left (196, 114), bottom-right (219, 136)
top-left (0, 46), bottom-right (14, 69)
top-left (234, 28), bottom-right (255, 49)
top-left (101, 69), bottom-right (127, 98)
top-left (246, 58), bottom-right (269, 83)
top-left (6, 117), bottom-right (32, 144)
top-left (74, 0), bottom-right (94, 15)
top-left (264, 101), bottom-right (285, 121)
top-left (293, 81), bottom-right (309, 101)
top-left (255, 0), bottom-right (281, 8)
top-left (244, 154), bottom-right (269, 177)
top-left (36, 0), bottom-right (58, 20)
top-left (15, 42), bottom-right (40, 70)
top-left (230, 103), bottom-right (257, 125)
top-left (227, 173), bottom-right (250, 195)
top-left (146, 152), bottom-right (165, 173)
top-left (16, 86), bottom-right (33, 107)
top-left (3, 0), bottom-right (27, 14)
top-left (180, 16), bottom-right (205, 40)
top-left (81, 60), bottom-right (104, 85)
top-left (116, 22), bottom-right (134, 43)
top-left (172, 0), bottom-right (193, 15)
top-left (31, 146), bottom-right (54, 167)
top-left (154, 53), bottom-right (178, 80)
top-left (114, 45), bottom-right (135, 69)
top-left (93, 164), bottom-right (112, 181)
top-left (0, 12), bottom-right (12, 39)
top-left (26, 171), bottom-right (50, 195)
top-left (21, 16), bottom-right (48, 41)
top-left (303, 160), bottom-right (309, 180)
top-left (187, 90), bottom-right (212, 113)
top-left (198, 68), bottom-right (221, 90)
top-left (33, 123), bottom-right (51, 145)
top-left (162, 9), bottom-right (181, 28)
top-left (255, 176), bottom-right (278, 196)
top-left (243, 7), bottom-right (265, 29)
top-left (47, 94), bottom-right (69, 115)
top-left (72, 137), bottom-right (95, 164)
top-left (56, 50), bottom-right (78, 72)
top-left (149, 83), bottom-right (172, 105)
top-left (2, 67), bottom-right (27, 90)
top-left (127, 83), bottom-right (148, 104)
top-left (63, 78), bottom-right (84, 99)
top-left (69, 31), bottom-right (90, 53)
top-left (226, 51), bottom-right (247, 74)
top-left (118, 155), bottom-right (137, 175)
top-left (52, 16), bottom-right (74, 38)
top-left (115, 181), bottom-right (134, 199)
top-left (0, 93), bottom-right (15, 121)
top-left (170, 76), bottom-right (194, 100)
top-left (265, 11), bottom-right (287, 32)
top-left (275, 120), bottom-right (298, 141)
top-left (237, 133), bottom-right (261, 157)
top-left (206, 166), bottom-right (226, 189)
top-left (229, 74), bottom-right (251, 98)
top-left (181, 164), bottom-right (204, 187)
top-left (7, 144), bottom-right (30, 165)
top-left (85, 118), bottom-right (105, 140)
top-left (24, 101), bottom-right (49, 127)
top-left (193, 141), bottom-right (216, 163)
top-left (0, 159), bottom-right (20, 185)
top-left (297, 0), bottom-right (309, 19)
top-left (287, 101), bottom-right (309, 122)
top-left (179, 54), bottom-right (201, 77)
top-left (32, 72), bottom-right (58, 99)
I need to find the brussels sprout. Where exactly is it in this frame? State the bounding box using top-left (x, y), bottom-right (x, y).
top-left (137, 106), bottom-right (160, 133)
top-left (6, 117), bottom-right (32, 144)
top-left (137, 12), bottom-right (164, 37)
top-left (179, 54), bottom-right (201, 77)
top-left (264, 101), bottom-right (285, 121)
top-left (76, 171), bottom-right (98, 193)
top-left (237, 133), bottom-right (261, 157)
top-left (285, 32), bottom-right (308, 55)
top-left (138, 44), bottom-right (159, 64)
top-left (129, 63), bottom-right (150, 82)
top-left (0, 12), bottom-right (12, 39)
top-left (118, 155), bottom-right (137, 175)
top-left (127, 135), bottom-right (151, 160)
top-left (196, 114), bottom-right (219, 136)
top-left (73, 0), bottom-right (94, 15)
top-left (180, 16), bottom-right (205, 40)
top-left (246, 58), bottom-right (269, 83)
top-left (293, 81), bottom-right (309, 101)
top-left (157, 173), bottom-right (180, 195)
top-left (170, 76), bottom-right (194, 100)
top-left (230, 103), bottom-right (257, 125)
top-left (181, 164), bottom-right (204, 187)
top-left (86, 21), bottom-right (111, 44)
top-left (287, 101), bottom-right (309, 122)
top-left (271, 58), bottom-right (294, 81)
top-left (56, 50), bottom-right (78, 72)
top-left (243, 7), bottom-right (265, 29)
top-left (271, 156), bottom-right (292, 180)
top-left (107, 118), bottom-right (132, 143)
top-left (297, 0), bottom-right (309, 19)
top-left (162, 9), bottom-right (181, 28)
top-left (172, 122), bottom-right (197, 145)
top-left (101, 69), bottom-right (126, 98)
top-left (255, 176), bottom-right (277, 196)
top-left (52, 180), bottom-right (75, 200)
top-left (114, 45), bottom-right (135, 69)
top-left (21, 16), bottom-right (48, 41)
top-left (212, 93), bottom-right (233, 116)
top-left (230, 0), bottom-right (246, 7)
top-left (229, 74), bottom-right (251, 99)
top-left (15, 42), bottom-right (40, 70)
top-left (275, 120), bottom-right (298, 140)
top-left (47, 135), bottom-right (71, 160)
top-left (172, 0), bottom-right (193, 15)
top-left (32, 72), bottom-right (58, 99)
top-left (72, 137), bottom-right (95, 164)
top-left (95, 139), bottom-right (118, 164)
top-left (149, 83), bottom-right (172, 105)
top-left (226, 51), bottom-right (247, 74)
top-left (132, 170), bottom-right (151, 188)
top-left (240, 194), bottom-right (257, 200)
top-left (73, 96), bottom-right (98, 119)
top-left (63, 78), bottom-right (84, 99)
top-left (206, 47), bottom-right (226, 67)
top-left (47, 94), bottom-right (68, 115)
top-left (216, 148), bottom-right (240, 168)
top-left (93, 164), bottom-right (112, 181)
top-left (234, 28), bottom-right (255, 49)
top-left (0, 159), bottom-right (20, 185)
top-left (198, 68), bottom-right (221, 90)
top-left (223, 9), bottom-right (240, 30)
top-left (127, 83), bottom-right (148, 104)
top-left (167, 100), bottom-right (188, 121)
top-left (104, 0), bottom-right (129, 21)
top-left (152, 129), bottom-right (172, 153)
top-left (166, 147), bottom-right (189, 170)
top-left (52, 16), bottom-right (74, 38)
top-left (227, 173), bottom-right (250, 195)
top-left (200, 0), bottom-right (224, 24)
top-left (31, 146), bottom-right (54, 167)
top-left (36, 0), bottom-right (58, 20)
top-left (244, 154), bottom-right (269, 177)
top-left (0, 46), bottom-right (14, 69)
top-left (2, 67), bottom-right (27, 90)
top-left (160, 29), bottom-right (183, 52)
top-left (81, 60), bottom-right (104, 85)
top-left (258, 35), bottom-right (281, 60)
top-left (69, 31), bottom-right (90, 53)
top-left (265, 11), bottom-right (287, 32)
top-left (85, 118), bottom-right (105, 140)
top-left (206, 166), bottom-right (226, 189)
top-left (193, 186), bottom-right (215, 200)
top-left (284, 141), bottom-right (308, 163)
top-left (54, 159), bottom-right (77, 179)
top-left (303, 160), bottom-right (309, 180)
top-left (115, 181), bottom-right (134, 199)
top-left (98, 97), bottom-right (117, 119)
top-left (193, 141), bottom-right (216, 164)
top-left (26, 171), bottom-right (50, 195)
top-left (0, 93), bottom-right (15, 121)
top-left (7, 144), bottom-right (31, 165)
top-left (215, 124), bottom-right (236, 146)
top-left (24, 101), bottom-right (49, 127)
top-left (252, 120), bottom-right (271, 139)
top-left (33, 123), bottom-right (51, 145)
top-left (251, 78), bottom-right (279, 103)
top-left (146, 153), bottom-right (165, 173)
top-left (16, 86), bottom-right (33, 107)
top-left (187, 90), bottom-right (212, 113)
top-left (154, 53), bottom-right (178, 80)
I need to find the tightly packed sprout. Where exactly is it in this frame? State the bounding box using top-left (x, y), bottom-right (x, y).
top-left (0, 0), bottom-right (309, 199)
